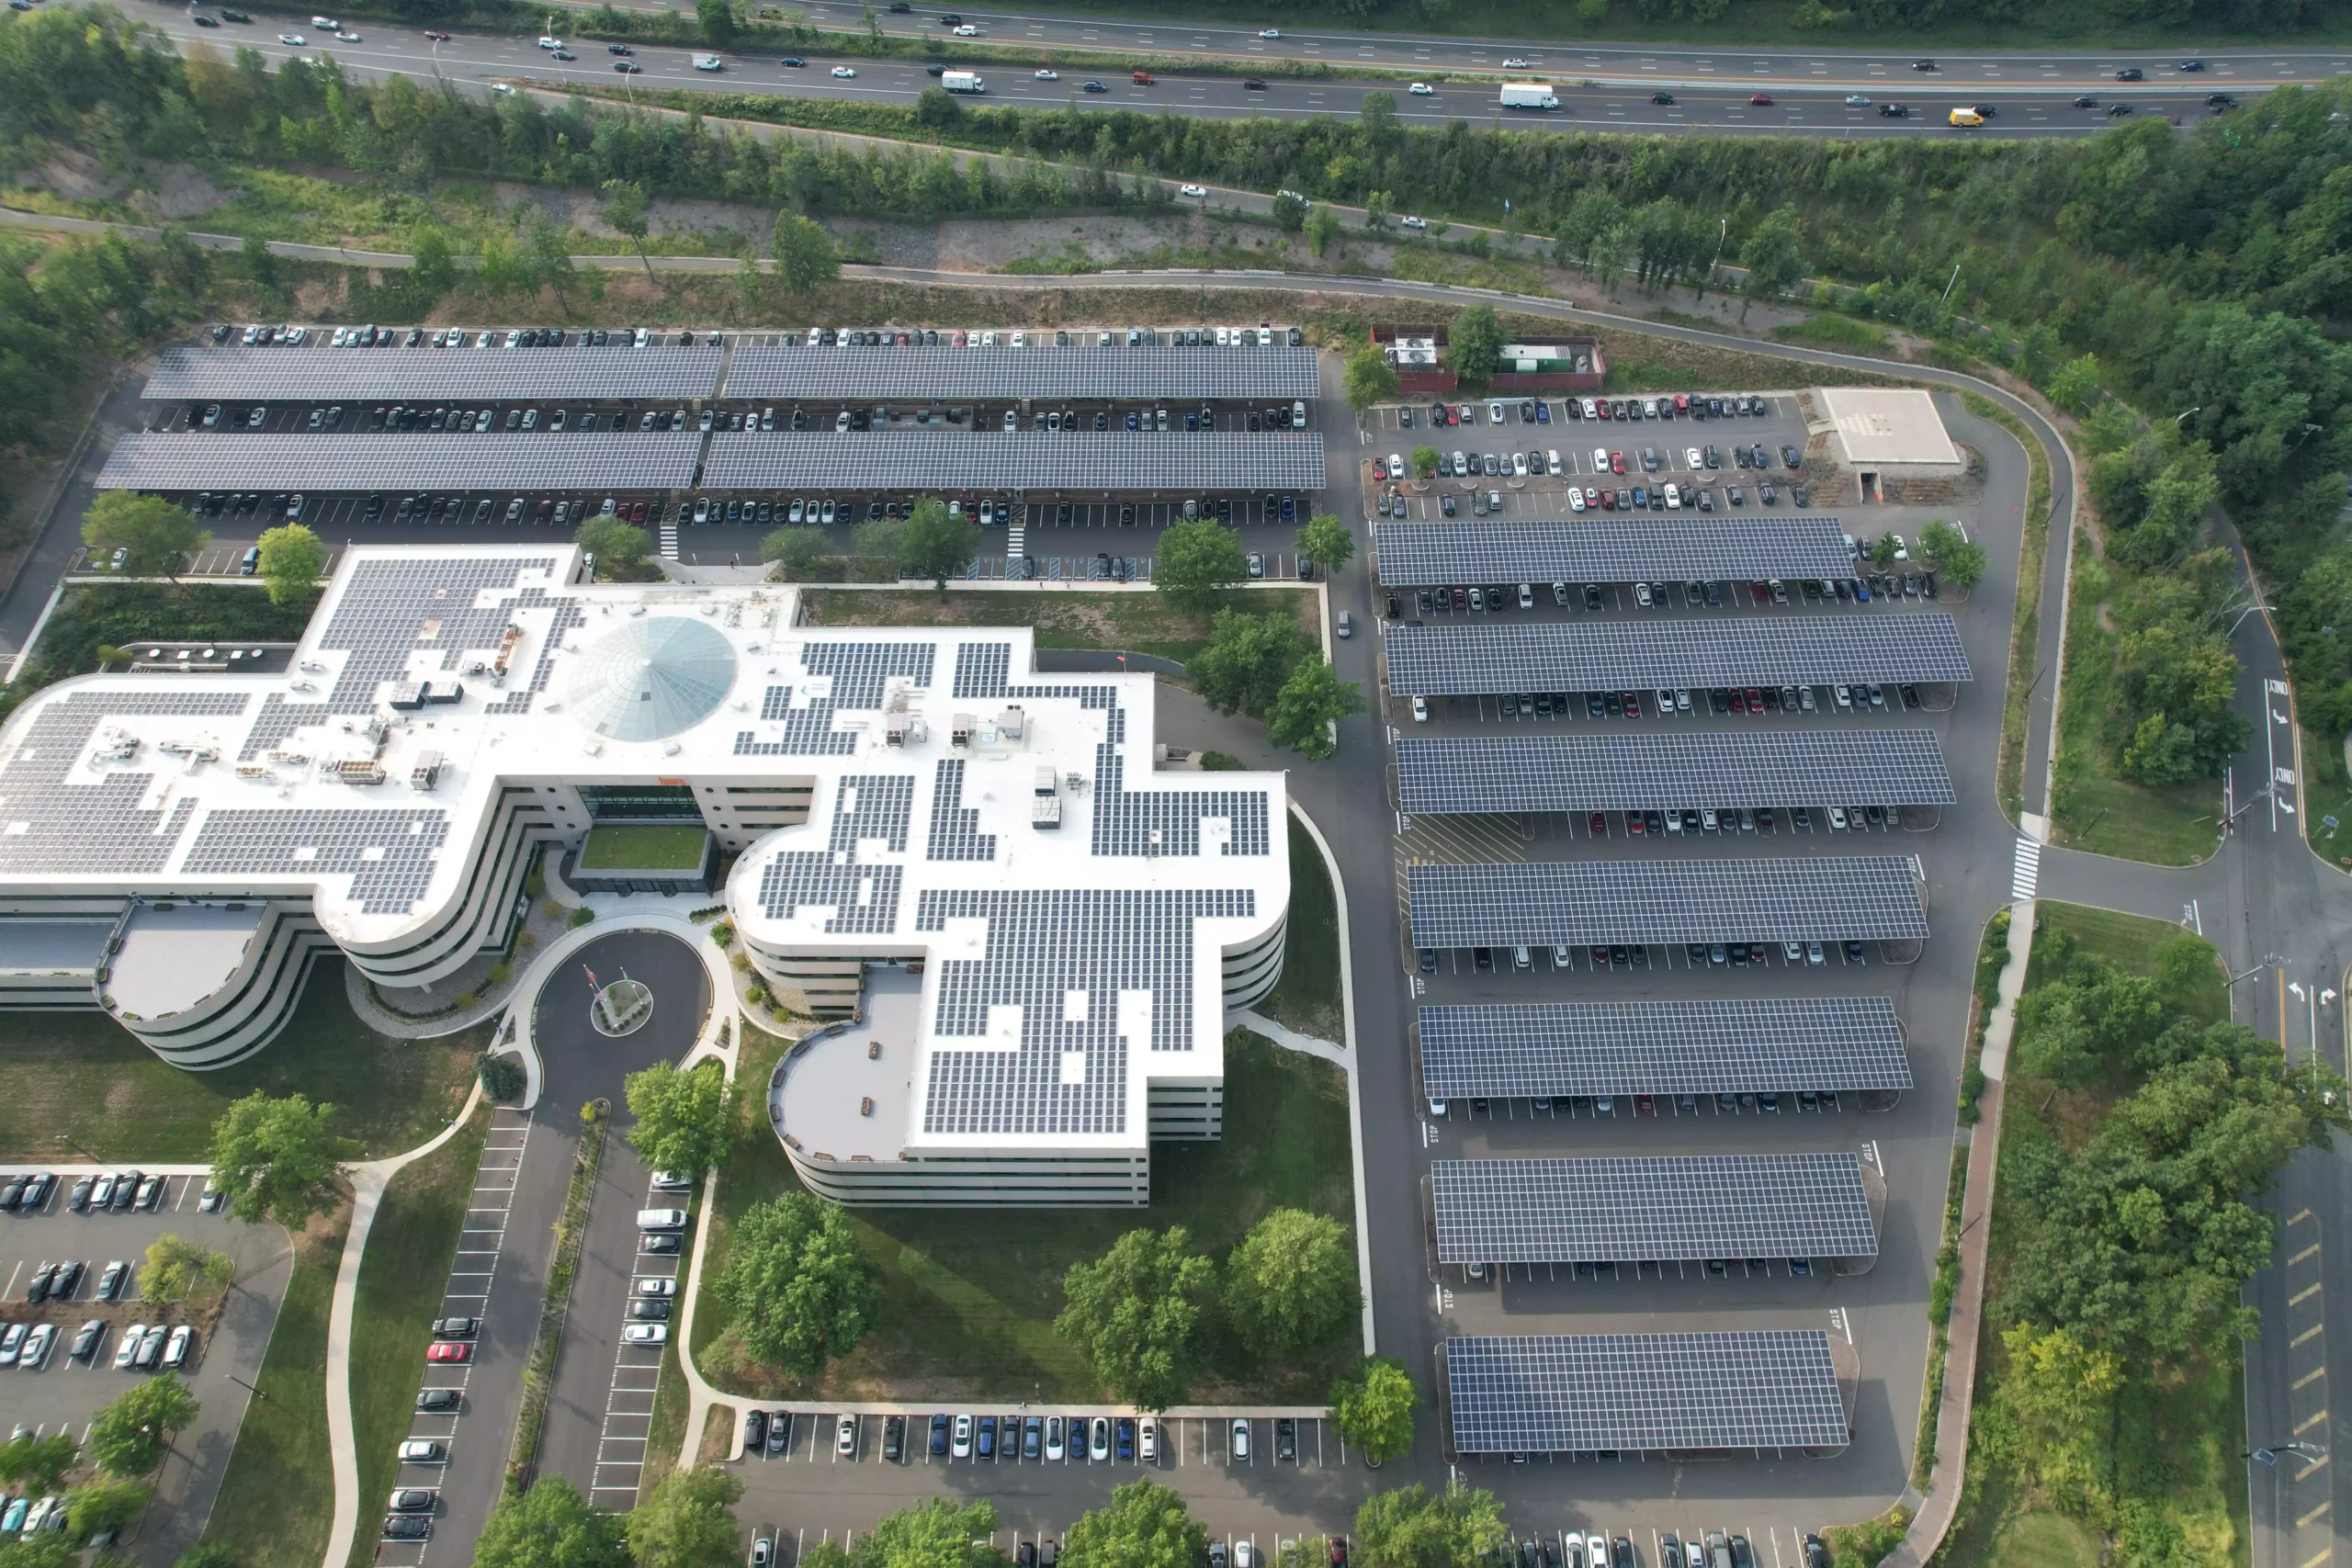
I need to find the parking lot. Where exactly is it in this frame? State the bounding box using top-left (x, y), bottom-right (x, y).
top-left (0, 1168), bottom-right (293, 1568)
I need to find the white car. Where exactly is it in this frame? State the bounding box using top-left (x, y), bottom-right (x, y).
top-left (1547, 447), bottom-right (1561, 472)
top-left (114, 1324), bottom-right (146, 1371)
top-left (1592, 446), bottom-right (1609, 469)
top-left (1686, 446), bottom-right (1703, 468)
top-left (1502, 55), bottom-right (1530, 66)
top-left (1845, 94), bottom-right (1871, 106)
top-left (953, 21), bottom-right (978, 33)
top-left (1035, 67), bottom-right (1057, 79)
top-left (278, 32), bottom-right (305, 43)
top-left (1412, 695), bottom-right (1428, 723)
top-left (334, 29), bottom-right (360, 39)
top-left (1389, 452), bottom-right (1406, 480)
top-left (1259, 26), bottom-right (1281, 37)
top-left (1400, 215), bottom-right (1429, 229)
top-left (1231, 1419), bottom-right (1252, 1460)
top-left (953, 1415), bottom-right (973, 1458)
top-left (492, 82), bottom-right (515, 94)
top-left (1409, 81), bottom-right (1434, 95)
top-left (695, 54), bottom-right (725, 69)
top-left (1567, 488), bottom-right (1585, 513)
top-left (1181, 184), bottom-right (1207, 197)
top-left (835, 1415), bottom-right (858, 1457)
top-left (830, 64), bottom-right (856, 76)
top-left (537, 34), bottom-right (560, 46)
top-left (622, 1324), bottom-right (668, 1345)
top-left (1663, 482), bottom-right (1681, 508)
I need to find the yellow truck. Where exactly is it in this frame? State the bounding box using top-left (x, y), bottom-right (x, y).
top-left (1949, 107), bottom-right (1985, 126)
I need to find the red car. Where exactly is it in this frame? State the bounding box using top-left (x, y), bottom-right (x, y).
top-left (1749, 92), bottom-right (1773, 105)
top-left (426, 1341), bottom-right (471, 1364)
top-left (1610, 451), bottom-right (1626, 475)
top-left (423, 28), bottom-right (450, 38)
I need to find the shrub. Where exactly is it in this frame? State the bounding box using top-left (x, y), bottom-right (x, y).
top-left (479, 1053), bottom-right (527, 1102)
top-left (570, 907), bottom-right (596, 929)
top-left (486, 963), bottom-right (512, 986)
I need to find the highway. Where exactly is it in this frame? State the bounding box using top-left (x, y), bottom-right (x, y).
top-left (134, 4), bottom-right (2290, 137)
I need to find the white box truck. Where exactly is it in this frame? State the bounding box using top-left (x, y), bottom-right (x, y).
top-left (943, 70), bottom-right (986, 93)
top-left (1499, 83), bottom-right (1559, 110)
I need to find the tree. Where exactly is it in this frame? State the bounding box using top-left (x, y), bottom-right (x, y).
top-left (142, 1234), bottom-right (236, 1306)
top-left (709, 1192), bottom-right (876, 1378)
top-left (87, 1376), bottom-right (199, 1477)
top-left (577, 513), bottom-right (653, 577)
top-left (1189, 609), bottom-right (1311, 719)
top-left (1447, 306), bottom-right (1506, 390)
top-left (913, 85), bottom-right (961, 130)
top-left (1271, 192), bottom-right (1307, 232)
top-left (1917, 519), bottom-right (1987, 589)
top-left (773, 212), bottom-right (840, 296)
top-left (1353, 1481), bottom-right (1509, 1568)
top-left (762, 527), bottom-right (827, 580)
top-left (598, 180), bottom-right (655, 282)
top-left (893, 496), bottom-right (980, 590)
top-left (63, 1476), bottom-right (153, 1539)
top-left (1054, 1227), bottom-right (1215, 1410)
top-left (629, 1468), bottom-right (742, 1568)
top-left (1870, 534), bottom-right (1900, 570)
top-left (0, 1537), bottom-right (76, 1568)
top-left (410, 225), bottom-right (457, 297)
top-left (1740, 207), bottom-right (1807, 299)
top-left (1296, 513), bottom-right (1353, 573)
top-left (480, 1051), bottom-right (526, 1102)
top-left (1059, 1480), bottom-right (1208, 1568)
top-left (1153, 517), bottom-right (1249, 611)
top-left (208, 1092), bottom-right (359, 1229)
top-left (852, 514), bottom-right (907, 573)
top-left (1409, 446), bottom-right (1442, 479)
top-left (2046, 355), bottom-right (2104, 416)
top-left (473, 1477), bottom-right (628, 1568)
top-left (1224, 1208), bottom-right (1356, 1356)
top-left (624, 1061), bottom-right (741, 1179)
top-left (0, 1432), bottom-right (78, 1494)
top-left (240, 230), bottom-right (278, 289)
top-left (81, 493), bottom-right (208, 580)
top-left (1269, 656), bottom-right (1364, 762)
top-left (1343, 344), bottom-right (1400, 413)
top-left (1330, 1357), bottom-right (1418, 1465)
top-left (1306, 205), bottom-right (1341, 257)
top-left (526, 212), bottom-right (575, 309)
top-left (837, 1500), bottom-right (1005, 1568)
top-left (254, 522), bottom-right (322, 605)
top-left (695, 0), bottom-right (737, 44)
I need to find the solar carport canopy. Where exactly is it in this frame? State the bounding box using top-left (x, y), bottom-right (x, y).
top-left (141, 344), bottom-right (724, 403)
top-left (95, 432), bottom-right (707, 493)
top-left (725, 344), bottom-right (1321, 402)
top-left (1408, 855), bottom-right (1927, 949)
top-left (1375, 518), bottom-right (1856, 587)
top-left (1396, 730), bottom-right (1955, 816)
top-left (701, 432), bottom-right (1326, 492)
top-left (1445, 1330), bottom-right (1849, 1454)
top-left (1418, 998), bottom-right (1915, 1100)
top-left (1430, 1153), bottom-right (1878, 1266)
top-left (1385, 615), bottom-right (1971, 695)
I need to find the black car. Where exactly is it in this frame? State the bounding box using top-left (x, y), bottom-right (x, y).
top-left (883, 1416), bottom-right (905, 1461)
top-left (0, 1176), bottom-right (24, 1212)
top-left (614, 58), bottom-right (640, 70)
top-left (1878, 103), bottom-right (1908, 117)
top-left (2074, 95), bottom-right (2100, 107)
top-left (745, 1409), bottom-right (768, 1450)
top-left (415, 1388), bottom-right (460, 1412)
top-left (2109, 102), bottom-right (2134, 116)
top-left (1082, 80), bottom-right (1107, 91)
top-left (608, 41), bottom-right (631, 51)
top-left (1650, 90), bottom-right (1674, 103)
top-left (383, 1518), bottom-right (432, 1541)
top-left (781, 54), bottom-right (804, 64)
top-left (2209, 92), bottom-right (2237, 107)
top-left (1911, 57), bottom-right (1937, 69)
top-left (1243, 77), bottom-right (1266, 88)
top-left (2116, 66), bottom-right (2143, 79)
top-left (220, 8), bottom-right (249, 17)
top-left (2179, 58), bottom-right (2205, 69)
top-left (930, 1414), bottom-right (950, 1454)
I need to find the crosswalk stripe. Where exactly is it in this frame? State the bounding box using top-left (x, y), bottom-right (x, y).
top-left (2010, 837), bottom-right (2041, 898)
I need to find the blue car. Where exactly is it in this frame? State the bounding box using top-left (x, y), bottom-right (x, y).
top-left (978, 1416), bottom-right (996, 1459)
top-left (1125, 411), bottom-right (1139, 431)
top-left (1115, 1417), bottom-right (1136, 1461)
top-left (1534, 400), bottom-right (1551, 423)
top-left (930, 1415), bottom-right (949, 1456)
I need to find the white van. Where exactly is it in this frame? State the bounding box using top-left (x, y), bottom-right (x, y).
top-left (537, 34), bottom-right (561, 47)
top-left (637, 1208), bottom-right (688, 1232)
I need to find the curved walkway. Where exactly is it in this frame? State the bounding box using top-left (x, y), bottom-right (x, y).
top-left (322, 1078), bottom-right (486, 1568)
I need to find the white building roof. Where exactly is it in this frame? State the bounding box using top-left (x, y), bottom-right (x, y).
top-left (1815, 388), bottom-right (1962, 468)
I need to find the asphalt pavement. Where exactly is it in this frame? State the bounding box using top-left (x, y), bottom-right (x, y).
top-left (129, 5), bottom-right (2275, 138)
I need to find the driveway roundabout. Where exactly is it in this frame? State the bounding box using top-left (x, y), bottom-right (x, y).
top-left (533, 927), bottom-right (712, 1071)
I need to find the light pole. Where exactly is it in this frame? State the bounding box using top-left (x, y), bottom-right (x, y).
top-left (2176, 406), bottom-right (2202, 426)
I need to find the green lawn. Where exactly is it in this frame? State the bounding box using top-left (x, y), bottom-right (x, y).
top-left (2048, 543), bottom-right (2222, 864)
top-left (580, 824), bottom-right (713, 871)
top-left (202, 1204), bottom-right (345, 1568)
top-left (346, 1100), bottom-right (490, 1568)
top-left (797, 587), bottom-right (1322, 665)
top-left (1261, 816), bottom-right (1342, 1043)
top-left (696, 1027), bottom-right (1355, 1403)
top-left (0, 961), bottom-right (489, 1162)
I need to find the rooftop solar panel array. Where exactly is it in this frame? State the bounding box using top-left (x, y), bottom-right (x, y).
top-left (142, 344), bottom-right (724, 402)
top-left (96, 432), bottom-right (706, 493)
top-left (701, 432), bottom-right (1326, 493)
top-left (1430, 1153), bottom-right (1878, 1265)
top-left (1385, 615), bottom-right (1972, 694)
top-left (1395, 730), bottom-right (1956, 815)
top-left (1445, 1330), bottom-right (1849, 1454)
top-left (1375, 518), bottom-right (1857, 587)
top-left (1418, 998), bottom-right (1915, 1100)
top-left (724, 345), bottom-right (1321, 402)
top-left (1407, 855), bottom-right (1927, 947)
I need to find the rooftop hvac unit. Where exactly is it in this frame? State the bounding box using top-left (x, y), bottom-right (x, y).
top-left (1032, 795), bottom-right (1064, 829)
top-left (337, 761), bottom-right (387, 785)
top-left (411, 750), bottom-right (445, 791)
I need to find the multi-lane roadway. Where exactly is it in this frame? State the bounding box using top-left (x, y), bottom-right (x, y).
top-left (125, 1), bottom-right (2335, 137)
